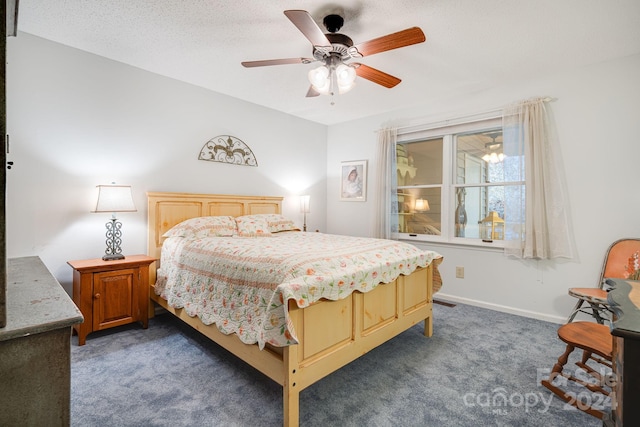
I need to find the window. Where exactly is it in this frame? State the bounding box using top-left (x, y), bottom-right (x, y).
top-left (394, 117), bottom-right (523, 246)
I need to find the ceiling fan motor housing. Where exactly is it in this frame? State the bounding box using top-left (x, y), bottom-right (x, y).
top-left (323, 14), bottom-right (344, 33)
top-left (313, 33), bottom-right (355, 62)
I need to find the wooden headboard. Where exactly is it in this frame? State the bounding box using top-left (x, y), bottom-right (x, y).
top-left (147, 192), bottom-right (283, 262)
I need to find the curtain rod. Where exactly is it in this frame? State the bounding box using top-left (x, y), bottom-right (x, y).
top-left (378, 96), bottom-right (553, 134)
top-left (394, 109), bottom-right (502, 134)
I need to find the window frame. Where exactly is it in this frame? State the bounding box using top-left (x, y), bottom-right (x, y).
top-left (394, 116), bottom-right (518, 248)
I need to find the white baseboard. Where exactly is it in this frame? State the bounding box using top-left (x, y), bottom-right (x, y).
top-left (434, 293), bottom-right (566, 324)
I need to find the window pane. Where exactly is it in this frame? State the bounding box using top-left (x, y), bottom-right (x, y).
top-left (398, 188), bottom-right (442, 235)
top-left (397, 138), bottom-right (443, 186)
top-left (454, 186), bottom-right (506, 239)
top-left (504, 184), bottom-right (525, 240)
top-left (393, 116), bottom-right (520, 245)
top-left (456, 130), bottom-right (507, 184)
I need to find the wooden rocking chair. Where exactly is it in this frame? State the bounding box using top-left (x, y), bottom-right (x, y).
top-left (540, 321), bottom-right (613, 419)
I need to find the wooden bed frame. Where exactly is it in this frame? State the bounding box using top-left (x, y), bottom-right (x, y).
top-left (147, 192), bottom-right (435, 427)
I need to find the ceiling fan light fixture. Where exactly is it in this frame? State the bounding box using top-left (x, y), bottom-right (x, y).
top-left (482, 134), bottom-right (506, 163)
top-left (308, 63), bottom-right (356, 96)
top-left (308, 65), bottom-right (331, 94)
top-left (336, 63), bottom-right (356, 94)
top-left (483, 152), bottom-right (506, 163)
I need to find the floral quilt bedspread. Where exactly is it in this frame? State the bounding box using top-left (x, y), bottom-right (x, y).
top-left (155, 232), bottom-right (443, 349)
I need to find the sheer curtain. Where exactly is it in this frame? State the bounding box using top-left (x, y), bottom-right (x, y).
top-left (373, 128), bottom-right (398, 239)
top-left (502, 97), bottom-right (575, 259)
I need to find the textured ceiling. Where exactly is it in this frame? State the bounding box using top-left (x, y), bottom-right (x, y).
top-left (15, 0), bottom-right (640, 125)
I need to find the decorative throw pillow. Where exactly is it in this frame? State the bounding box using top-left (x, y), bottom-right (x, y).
top-left (162, 216), bottom-right (237, 238)
top-left (237, 214), bottom-right (300, 233)
top-left (235, 215), bottom-right (273, 237)
top-left (262, 214), bottom-right (300, 233)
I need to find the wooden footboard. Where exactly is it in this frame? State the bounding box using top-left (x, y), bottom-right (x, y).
top-left (282, 264), bottom-right (433, 426)
top-left (146, 192), bottom-right (435, 427)
top-left (149, 263), bottom-right (433, 426)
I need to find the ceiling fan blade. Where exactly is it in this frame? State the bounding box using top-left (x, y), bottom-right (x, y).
top-left (284, 10), bottom-right (332, 48)
top-left (353, 63), bottom-right (401, 88)
top-left (353, 27), bottom-right (426, 57)
top-left (306, 86), bottom-right (321, 97)
top-left (241, 58), bottom-right (314, 68)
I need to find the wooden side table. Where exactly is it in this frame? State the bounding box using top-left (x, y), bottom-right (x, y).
top-left (67, 255), bottom-right (156, 345)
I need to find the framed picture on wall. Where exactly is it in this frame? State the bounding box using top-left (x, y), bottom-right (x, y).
top-left (340, 160), bottom-right (367, 201)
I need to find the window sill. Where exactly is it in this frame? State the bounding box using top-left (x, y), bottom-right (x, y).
top-left (397, 233), bottom-right (506, 251)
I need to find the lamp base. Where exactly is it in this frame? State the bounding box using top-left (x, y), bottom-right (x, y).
top-left (102, 217), bottom-right (126, 261)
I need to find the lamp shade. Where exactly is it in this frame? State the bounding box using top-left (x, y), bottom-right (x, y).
top-left (308, 65), bottom-right (331, 94)
top-left (93, 185), bottom-right (137, 213)
top-left (414, 198), bottom-right (430, 211)
top-left (335, 63), bottom-right (356, 94)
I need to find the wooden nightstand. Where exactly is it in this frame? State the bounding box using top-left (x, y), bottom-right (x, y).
top-left (68, 255), bottom-right (156, 345)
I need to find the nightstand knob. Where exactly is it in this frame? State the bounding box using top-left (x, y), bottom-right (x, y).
top-left (94, 293), bottom-right (100, 299)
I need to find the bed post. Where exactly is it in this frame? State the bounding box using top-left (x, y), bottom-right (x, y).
top-left (282, 346), bottom-right (300, 427)
top-left (283, 299), bottom-right (302, 427)
top-left (424, 263), bottom-right (434, 337)
top-left (424, 313), bottom-right (433, 337)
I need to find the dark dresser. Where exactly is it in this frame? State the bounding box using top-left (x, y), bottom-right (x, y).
top-left (606, 278), bottom-right (640, 427)
top-left (0, 257), bottom-right (84, 426)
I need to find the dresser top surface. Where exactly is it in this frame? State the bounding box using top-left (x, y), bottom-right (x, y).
top-left (0, 257), bottom-right (84, 342)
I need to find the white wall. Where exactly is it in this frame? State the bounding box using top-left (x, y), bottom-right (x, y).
top-left (326, 54), bottom-right (640, 323)
top-left (7, 32), bottom-right (640, 324)
top-left (6, 33), bottom-right (328, 293)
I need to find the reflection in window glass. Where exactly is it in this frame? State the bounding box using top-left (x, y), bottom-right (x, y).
top-left (398, 188), bottom-right (442, 235)
top-left (396, 138), bottom-right (443, 236)
top-left (397, 138), bottom-right (443, 186)
top-left (456, 130), bottom-right (505, 184)
top-left (453, 186), bottom-right (506, 238)
top-left (393, 118), bottom-right (524, 245)
top-left (453, 129), bottom-right (509, 240)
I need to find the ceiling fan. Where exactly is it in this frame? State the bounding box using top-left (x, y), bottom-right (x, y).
top-left (241, 10), bottom-right (426, 97)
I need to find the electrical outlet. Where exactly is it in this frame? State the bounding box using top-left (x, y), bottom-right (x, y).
top-left (455, 266), bottom-right (464, 278)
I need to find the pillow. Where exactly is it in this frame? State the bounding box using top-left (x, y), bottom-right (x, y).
top-left (237, 214), bottom-right (300, 233)
top-left (162, 216), bottom-right (237, 238)
top-left (264, 214), bottom-right (301, 233)
top-left (234, 215), bottom-right (273, 237)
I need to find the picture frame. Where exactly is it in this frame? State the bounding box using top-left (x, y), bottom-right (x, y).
top-left (340, 160), bottom-right (367, 201)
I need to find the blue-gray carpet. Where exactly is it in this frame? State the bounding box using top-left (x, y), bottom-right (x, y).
top-left (71, 302), bottom-right (605, 426)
